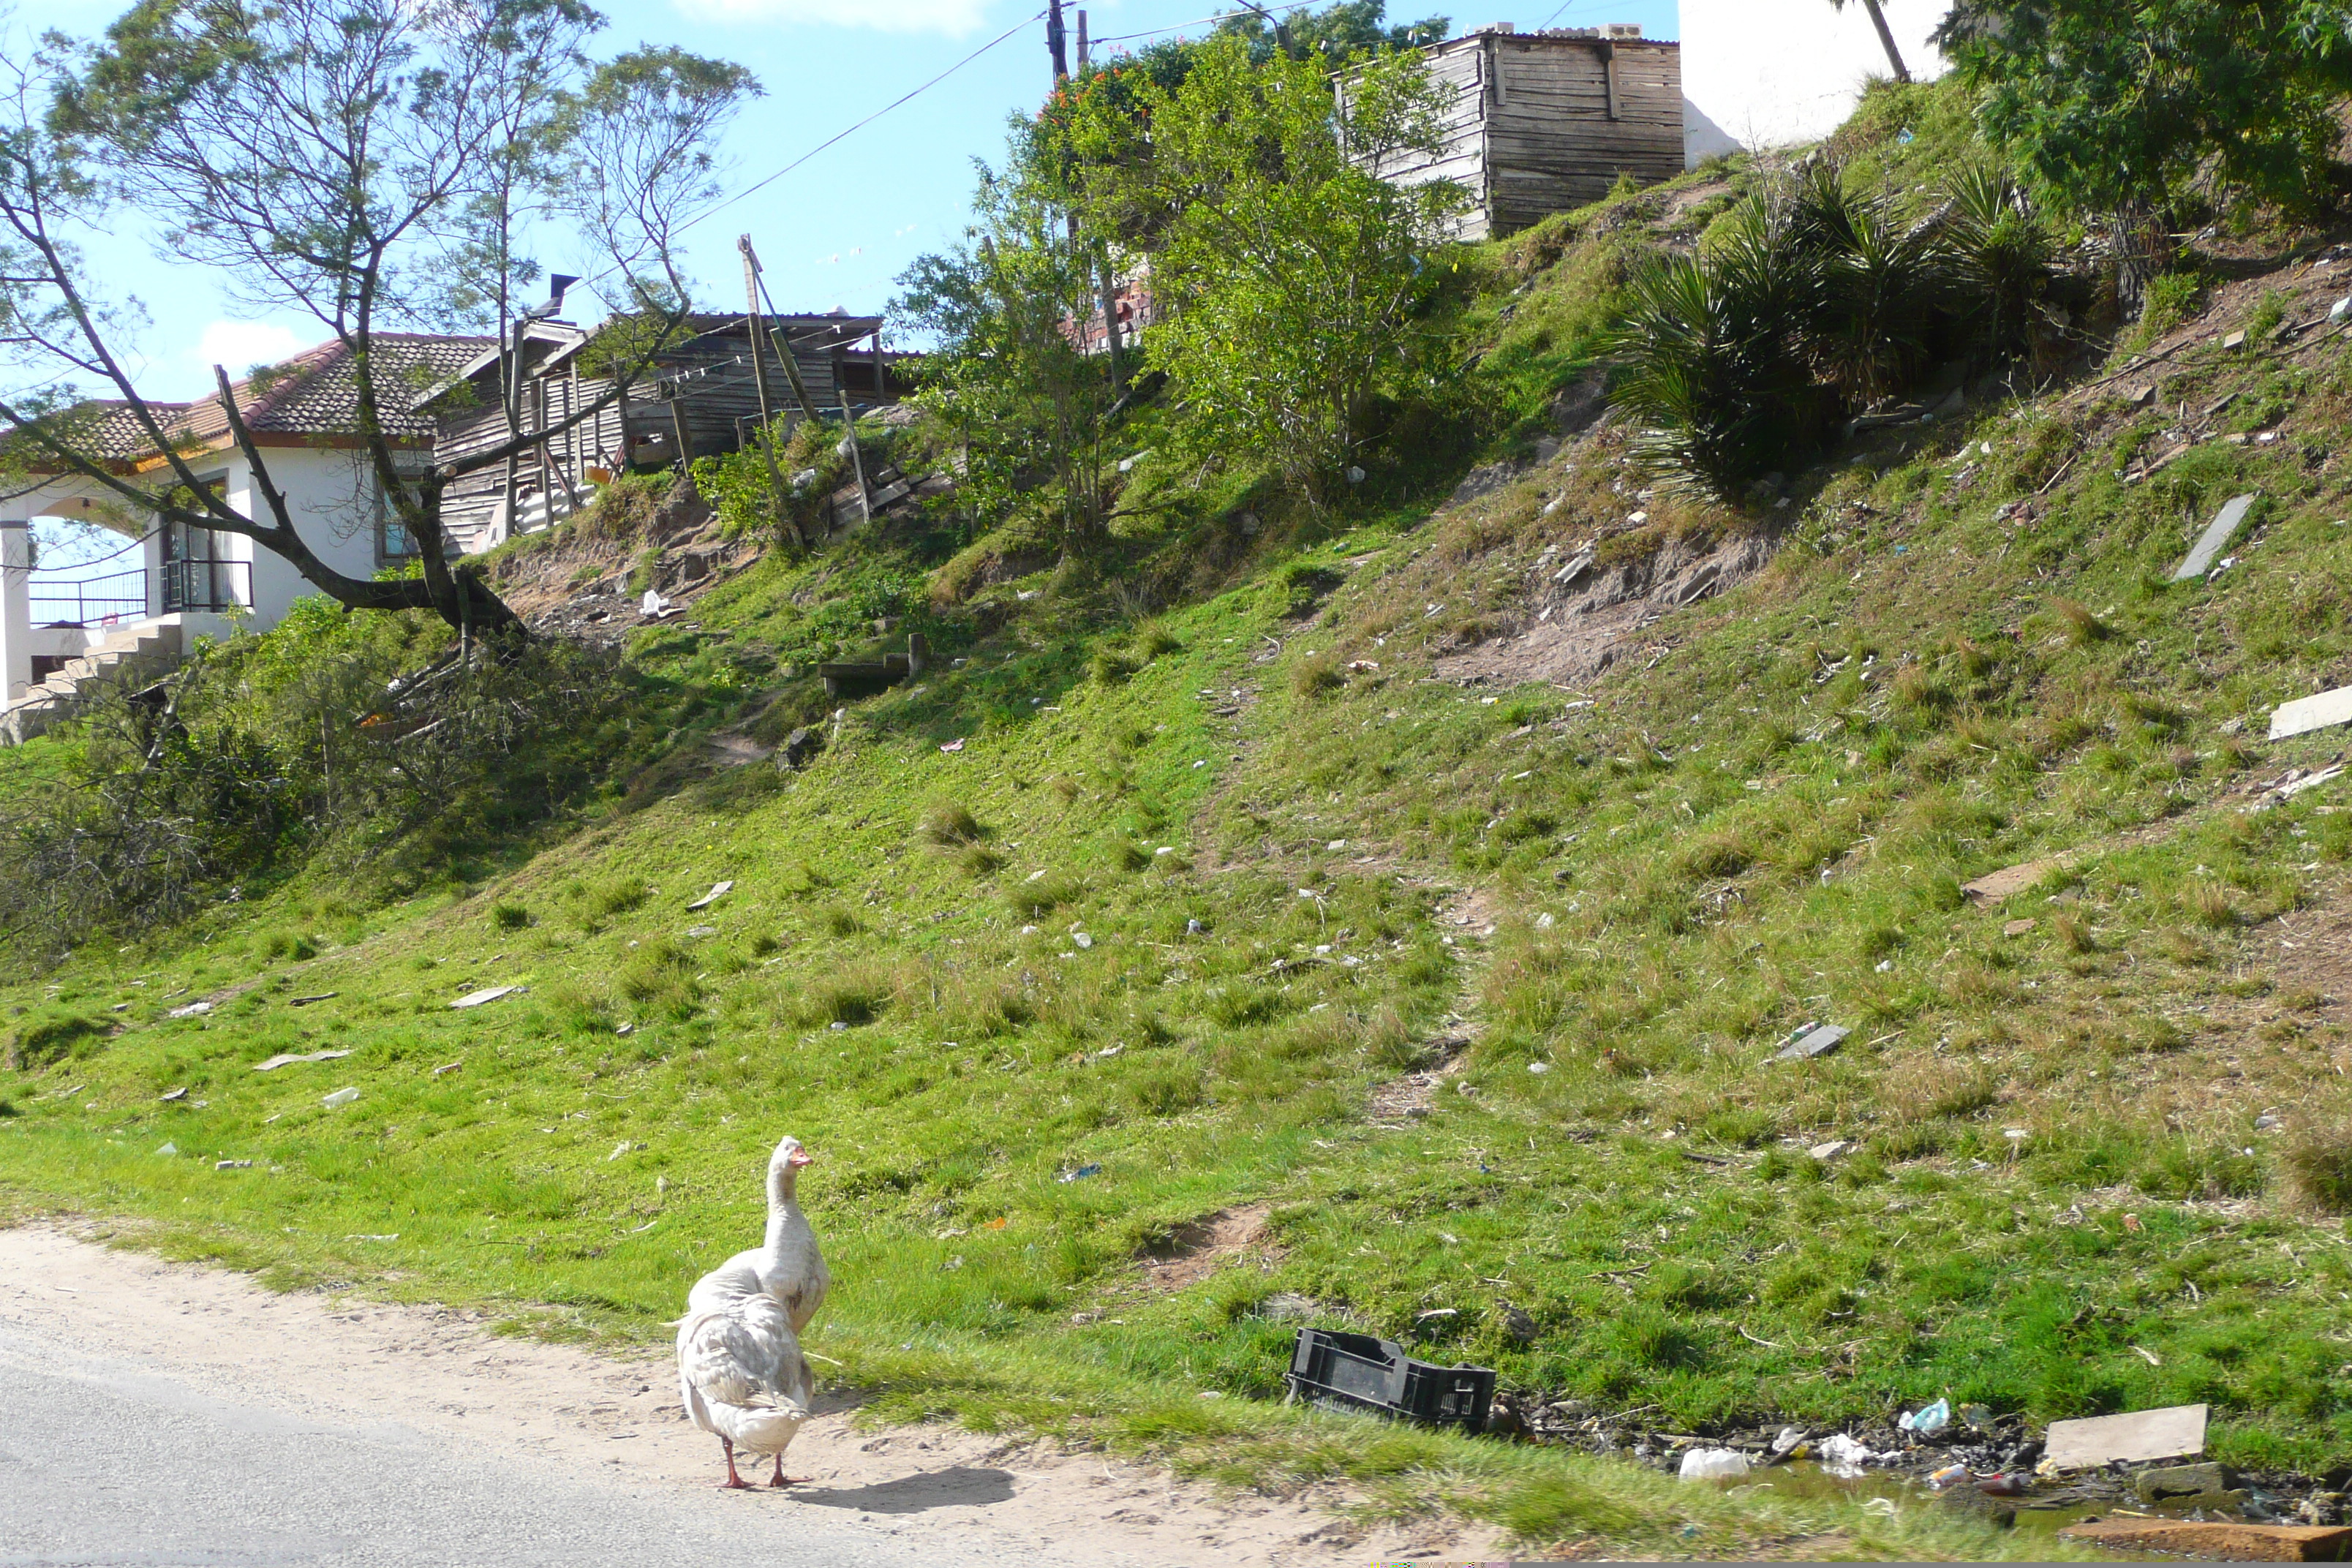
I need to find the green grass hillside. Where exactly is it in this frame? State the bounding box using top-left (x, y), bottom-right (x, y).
top-left (7, 119), bottom-right (2352, 1556)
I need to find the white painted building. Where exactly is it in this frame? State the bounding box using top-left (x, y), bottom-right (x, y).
top-left (1681, 0), bottom-right (1951, 167)
top-left (1, 334), bottom-right (487, 715)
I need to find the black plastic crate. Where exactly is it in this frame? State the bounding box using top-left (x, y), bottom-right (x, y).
top-left (1285, 1327), bottom-right (1493, 1433)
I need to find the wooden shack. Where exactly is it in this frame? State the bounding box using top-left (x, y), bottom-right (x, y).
top-left (1354, 24), bottom-right (1684, 241)
top-left (428, 311), bottom-right (906, 553)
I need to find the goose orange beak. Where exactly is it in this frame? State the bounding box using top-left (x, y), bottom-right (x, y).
top-left (788, 1147), bottom-right (814, 1167)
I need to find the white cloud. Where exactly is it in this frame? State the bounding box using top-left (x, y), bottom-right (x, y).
top-left (673, 0), bottom-right (992, 36)
top-left (192, 320), bottom-right (309, 376)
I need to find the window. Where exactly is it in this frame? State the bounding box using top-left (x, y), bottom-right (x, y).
top-left (375, 467), bottom-right (429, 568)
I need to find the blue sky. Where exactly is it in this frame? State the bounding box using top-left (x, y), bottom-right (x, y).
top-left (9, 0), bottom-right (1681, 410)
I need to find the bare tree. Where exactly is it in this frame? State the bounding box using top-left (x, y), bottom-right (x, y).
top-left (1828, 0), bottom-right (1910, 84)
top-left (0, 0), bottom-right (755, 637)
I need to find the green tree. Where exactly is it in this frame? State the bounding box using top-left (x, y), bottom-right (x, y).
top-left (1939, 0), bottom-right (2352, 312)
top-left (1068, 34), bottom-right (1464, 500)
top-left (0, 0), bottom-right (754, 636)
top-left (894, 145), bottom-right (1121, 552)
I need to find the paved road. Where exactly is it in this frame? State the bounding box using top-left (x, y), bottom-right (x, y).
top-left (0, 1322), bottom-right (1036, 1568)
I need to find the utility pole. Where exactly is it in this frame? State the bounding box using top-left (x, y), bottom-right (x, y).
top-left (738, 235), bottom-right (805, 549)
top-left (1049, 0), bottom-right (1122, 380)
top-left (1076, 9), bottom-right (1089, 67)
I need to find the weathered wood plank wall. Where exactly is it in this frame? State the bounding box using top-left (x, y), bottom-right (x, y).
top-left (1352, 29), bottom-right (1683, 241)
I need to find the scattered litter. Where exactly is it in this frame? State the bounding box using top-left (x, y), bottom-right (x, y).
top-left (685, 881), bottom-right (734, 910)
top-left (1926, 1463), bottom-right (1971, 1488)
top-left (1900, 1398), bottom-right (1950, 1434)
top-left (615, 1023), bottom-right (635, 1036)
top-left (287, 993), bottom-right (338, 1007)
top-left (321, 1087), bottom-right (361, 1109)
top-left (628, 1221), bottom-right (657, 1234)
top-left (451, 985), bottom-right (524, 1009)
top-left (1775, 1022), bottom-right (1848, 1061)
top-left (1156, 845), bottom-right (1175, 855)
top-left (2133, 1344), bottom-right (2163, 1367)
top-left (983, 1216), bottom-right (1008, 1230)
top-left (2043, 1403), bottom-right (2207, 1470)
top-left (1071, 932), bottom-right (1093, 949)
top-left (1771, 1425), bottom-right (1806, 1456)
top-left (215, 1159), bottom-right (253, 1171)
top-left (1678, 1448), bottom-right (1751, 1480)
top-left (432, 1061), bottom-right (463, 1076)
top-left (159, 1087), bottom-right (189, 1102)
top-left (1526, 1061), bottom-right (1550, 1074)
top-left (1058, 1163), bottom-right (1103, 1183)
top-left (939, 738), bottom-right (966, 753)
top-left (154, 1142), bottom-right (177, 1157)
top-left (2263, 763), bottom-right (2346, 802)
top-left (252, 1049), bottom-right (353, 1072)
top-left (168, 1001), bottom-right (214, 1018)
top-left (2333, 297), bottom-right (2351, 324)
top-left (1185, 919), bottom-right (1205, 935)
top-left (2269, 686), bottom-right (2352, 741)
top-left (1820, 1433), bottom-right (1876, 1475)
top-left (640, 589), bottom-right (674, 618)
top-left (2222, 329), bottom-right (2247, 350)
top-left (607, 1141), bottom-right (636, 1162)
top-left (2172, 493), bottom-right (2257, 581)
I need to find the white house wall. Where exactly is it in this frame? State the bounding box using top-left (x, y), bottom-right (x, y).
top-left (1681, 0), bottom-right (1950, 166)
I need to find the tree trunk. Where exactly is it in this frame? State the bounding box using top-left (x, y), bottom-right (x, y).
top-left (2109, 198), bottom-right (2168, 320)
top-left (1857, 0), bottom-right (1911, 83)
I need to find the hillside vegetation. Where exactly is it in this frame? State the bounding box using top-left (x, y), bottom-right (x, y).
top-left (6, 73), bottom-right (2352, 1558)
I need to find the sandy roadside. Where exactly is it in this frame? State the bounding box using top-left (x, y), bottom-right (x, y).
top-left (0, 1223), bottom-right (1507, 1567)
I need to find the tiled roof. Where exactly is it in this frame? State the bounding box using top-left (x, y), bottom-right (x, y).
top-left (1, 333), bottom-right (495, 469)
top-left (171, 333), bottom-right (494, 444)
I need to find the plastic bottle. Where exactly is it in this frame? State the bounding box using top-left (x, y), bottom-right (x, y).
top-left (1678, 1448), bottom-right (1752, 1480)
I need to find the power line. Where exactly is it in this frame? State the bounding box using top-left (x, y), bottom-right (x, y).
top-left (1090, 0), bottom-right (1319, 46)
top-left (674, 7), bottom-right (1050, 239)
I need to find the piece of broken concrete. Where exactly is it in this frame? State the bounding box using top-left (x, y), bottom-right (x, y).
top-left (2044, 1403), bottom-right (2206, 1469)
top-left (450, 985), bottom-right (524, 1009)
top-left (2270, 686), bottom-right (2352, 741)
top-left (2173, 492), bottom-right (2258, 581)
top-left (685, 880), bottom-right (733, 910)
top-left (215, 1159), bottom-right (253, 1171)
top-left (252, 1049), bottom-right (353, 1072)
top-left (167, 1000), bottom-right (214, 1018)
top-left (2002, 918), bottom-right (2038, 938)
top-left (1961, 854), bottom-right (2077, 903)
top-left (2138, 1461), bottom-right (2242, 1504)
top-left (321, 1087), bottom-right (361, 1109)
top-left (1809, 1139), bottom-right (1852, 1161)
top-left (159, 1087), bottom-right (188, 1102)
top-left (1776, 1023), bottom-right (1849, 1061)
top-left (2057, 1518), bottom-right (2351, 1561)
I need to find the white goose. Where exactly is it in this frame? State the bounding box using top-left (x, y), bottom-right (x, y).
top-left (676, 1284), bottom-right (813, 1489)
top-left (676, 1134), bottom-right (832, 1488)
top-left (687, 1134), bottom-right (829, 1334)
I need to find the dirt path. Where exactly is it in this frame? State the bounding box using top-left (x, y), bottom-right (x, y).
top-left (0, 1224), bottom-right (1502, 1567)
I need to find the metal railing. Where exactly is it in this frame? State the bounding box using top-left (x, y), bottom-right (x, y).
top-left (162, 557), bottom-right (250, 615)
top-left (29, 568), bottom-right (149, 628)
